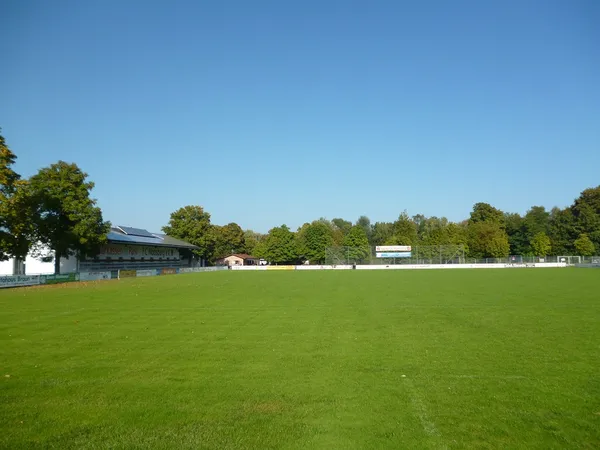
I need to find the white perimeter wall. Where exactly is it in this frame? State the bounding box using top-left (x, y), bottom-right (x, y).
top-left (231, 263), bottom-right (567, 271)
top-left (0, 261), bottom-right (569, 276)
top-left (356, 263), bottom-right (566, 269)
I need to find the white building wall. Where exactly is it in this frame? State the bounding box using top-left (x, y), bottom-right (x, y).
top-left (23, 253), bottom-right (77, 275)
top-left (0, 259), bottom-right (14, 276)
top-left (60, 256), bottom-right (78, 273)
top-left (0, 248), bottom-right (78, 276)
top-left (23, 256), bottom-right (53, 275)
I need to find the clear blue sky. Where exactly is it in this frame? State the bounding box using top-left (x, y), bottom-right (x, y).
top-left (1, 0), bottom-right (598, 233)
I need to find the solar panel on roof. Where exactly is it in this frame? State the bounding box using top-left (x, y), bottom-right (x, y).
top-left (107, 232), bottom-right (164, 245)
top-left (117, 226), bottom-right (157, 238)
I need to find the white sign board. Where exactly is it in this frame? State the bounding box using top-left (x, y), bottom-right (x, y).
top-left (179, 267), bottom-right (228, 273)
top-left (0, 275), bottom-right (41, 288)
top-left (79, 271), bottom-right (111, 281)
top-left (95, 244), bottom-right (180, 260)
top-left (136, 269), bottom-right (157, 277)
top-left (375, 245), bottom-right (412, 252)
top-left (376, 252), bottom-right (412, 258)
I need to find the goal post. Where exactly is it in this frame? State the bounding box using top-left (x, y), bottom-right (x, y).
top-left (558, 256), bottom-right (581, 265)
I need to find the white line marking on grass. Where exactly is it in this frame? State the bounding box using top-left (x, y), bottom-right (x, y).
top-left (448, 374), bottom-right (527, 380)
top-left (403, 377), bottom-right (447, 448)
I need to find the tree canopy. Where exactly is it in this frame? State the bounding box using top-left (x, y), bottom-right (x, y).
top-left (28, 161), bottom-right (110, 273)
top-left (530, 232), bottom-right (551, 257)
top-left (257, 225), bottom-right (298, 264)
top-left (356, 216), bottom-right (373, 245)
top-left (332, 218), bottom-right (352, 236)
top-left (297, 220), bottom-right (335, 264)
top-left (0, 132), bottom-right (34, 261)
top-left (467, 221), bottom-right (510, 258)
top-left (574, 234), bottom-right (595, 256)
top-left (162, 205), bottom-right (214, 261)
top-left (571, 187), bottom-right (600, 252)
top-left (390, 211), bottom-right (418, 245)
top-left (469, 203), bottom-right (505, 227)
top-left (243, 230), bottom-right (265, 256)
top-left (211, 223), bottom-right (245, 261)
top-left (343, 225), bottom-right (370, 262)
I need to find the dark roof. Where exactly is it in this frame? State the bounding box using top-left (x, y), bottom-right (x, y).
top-left (153, 234), bottom-right (200, 250)
top-left (106, 227), bottom-right (198, 249)
top-left (116, 226), bottom-right (156, 238)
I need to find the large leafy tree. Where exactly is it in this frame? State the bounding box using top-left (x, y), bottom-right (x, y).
top-left (574, 234), bottom-right (595, 256)
top-left (355, 215), bottom-right (373, 245)
top-left (524, 206), bottom-right (550, 237)
top-left (0, 132), bottom-right (20, 190)
top-left (571, 186), bottom-right (600, 251)
top-left (162, 205), bottom-right (213, 261)
top-left (415, 216), bottom-right (450, 245)
top-left (0, 132), bottom-right (34, 261)
top-left (390, 211), bottom-right (417, 245)
top-left (332, 218), bottom-right (352, 236)
top-left (257, 225), bottom-right (298, 264)
top-left (243, 230), bottom-right (265, 256)
top-left (29, 161), bottom-right (110, 273)
top-left (412, 214), bottom-right (427, 236)
top-left (412, 216), bottom-right (468, 260)
top-left (343, 225), bottom-right (370, 262)
top-left (530, 232), bottom-right (551, 256)
top-left (330, 218), bottom-right (350, 246)
top-left (211, 222), bottom-right (246, 261)
top-left (467, 221), bottom-right (510, 258)
top-left (548, 207), bottom-right (576, 255)
top-left (371, 221), bottom-right (394, 246)
top-left (446, 222), bottom-right (469, 246)
top-left (504, 213), bottom-right (528, 255)
top-left (469, 202), bottom-right (505, 227)
top-left (297, 220), bottom-right (334, 264)
top-left (466, 203), bottom-right (509, 258)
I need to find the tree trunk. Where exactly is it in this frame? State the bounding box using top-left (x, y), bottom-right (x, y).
top-left (54, 250), bottom-right (61, 274)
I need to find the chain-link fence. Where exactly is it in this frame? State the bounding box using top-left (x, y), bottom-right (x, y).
top-left (325, 245), bottom-right (466, 265)
top-left (324, 246), bottom-right (371, 265)
top-left (581, 256), bottom-right (600, 264)
top-left (325, 246), bottom-right (592, 266)
top-left (576, 256), bottom-right (600, 268)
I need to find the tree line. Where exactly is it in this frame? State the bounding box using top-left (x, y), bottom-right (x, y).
top-left (164, 187), bottom-right (600, 265)
top-left (2, 131), bottom-right (599, 270)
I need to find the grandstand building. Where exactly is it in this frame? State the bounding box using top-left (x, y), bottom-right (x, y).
top-left (0, 226), bottom-right (201, 276)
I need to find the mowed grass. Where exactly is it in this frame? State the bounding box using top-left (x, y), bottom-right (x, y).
top-left (1, 269), bottom-right (599, 449)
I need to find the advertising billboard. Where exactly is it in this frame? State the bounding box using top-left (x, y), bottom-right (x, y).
top-left (266, 265), bottom-right (295, 271)
top-left (95, 244), bottom-right (180, 261)
top-left (376, 252), bottom-right (412, 258)
top-left (0, 275), bottom-right (41, 288)
top-left (41, 273), bottom-right (79, 284)
top-left (375, 246), bottom-right (412, 252)
top-left (119, 270), bottom-right (137, 278)
top-left (79, 271), bottom-right (111, 281)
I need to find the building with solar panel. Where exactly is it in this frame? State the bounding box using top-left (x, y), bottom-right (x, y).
top-left (0, 225), bottom-right (201, 276)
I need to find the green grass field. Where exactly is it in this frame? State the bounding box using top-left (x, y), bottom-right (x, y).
top-left (1, 269), bottom-right (599, 449)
